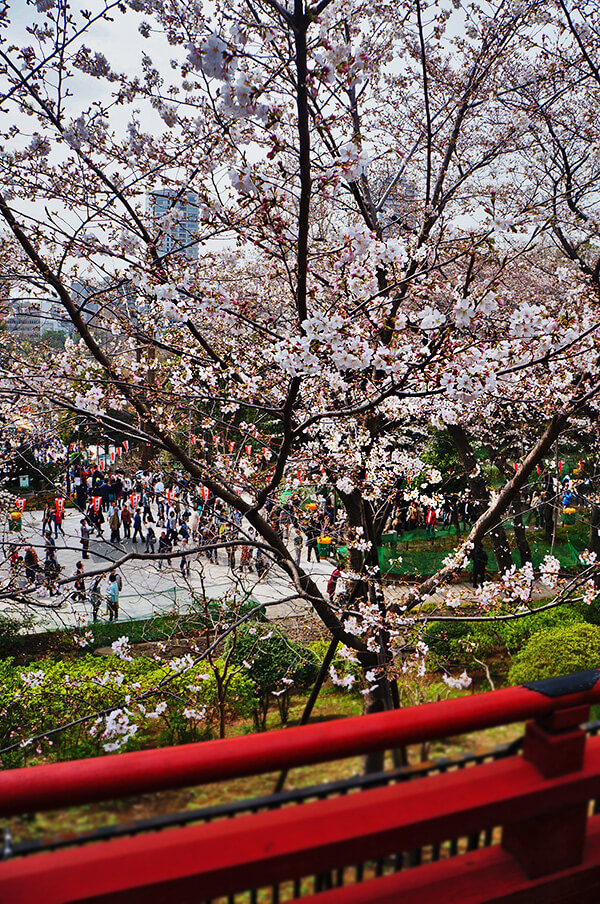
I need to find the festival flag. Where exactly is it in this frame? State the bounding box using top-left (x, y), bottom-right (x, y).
top-left (15, 498), bottom-right (25, 513)
top-left (92, 496), bottom-right (102, 512)
top-left (55, 498), bottom-right (65, 517)
top-left (130, 493), bottom-right (140, 510)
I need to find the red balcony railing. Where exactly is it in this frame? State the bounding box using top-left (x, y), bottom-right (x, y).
top-left (2, 670), bottom-right (600, 902)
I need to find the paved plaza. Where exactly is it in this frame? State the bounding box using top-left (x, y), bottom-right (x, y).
top-left (2, 508), bottom-right (335, 633)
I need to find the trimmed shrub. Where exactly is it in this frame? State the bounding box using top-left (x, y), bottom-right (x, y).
top-left (508, 623), bottom-right (600, 685)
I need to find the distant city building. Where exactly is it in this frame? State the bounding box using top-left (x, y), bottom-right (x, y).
top-left (148, 188), bottom-right (199, 261)
top-left (4, 298), bottom-right (41, 341)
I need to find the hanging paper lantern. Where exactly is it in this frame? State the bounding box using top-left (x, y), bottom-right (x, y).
top-left (55, 498), bottom-right (65, 516)
top-left (15, 498), bottom-right (25, 513)
top-left (93, 496), bottom-right (102, 512)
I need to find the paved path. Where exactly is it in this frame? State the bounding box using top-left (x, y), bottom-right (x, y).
top-left (0, 509), bottom-right (335, 633)
top-left (1, 510), bottom-right (556, 635)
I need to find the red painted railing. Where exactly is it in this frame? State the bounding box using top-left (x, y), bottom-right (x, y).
top-left (2, 670), bottom-right (600, 903)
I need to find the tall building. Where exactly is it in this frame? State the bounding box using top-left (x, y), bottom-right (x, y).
top-left (148, 189), bottom-right (199, 261)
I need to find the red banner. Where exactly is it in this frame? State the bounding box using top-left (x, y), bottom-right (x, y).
top-left (55, 498), bottom-right (65, 517)
top-left (93, 496), bottom-right (102, 512)
top-left (110, 450), bottom-right (115, 463)
top-left (117, 446), bottom-right (122, 458)
top-left (229, 441), bottom-right (235, 452)
top-left (558, 461), bottom-right (564, 474)
top-left (245, 444), bottom-right (252, 455)
top-left (200, 486), bottom-right (209, 502)
top-left (130, 493), bottom-right (140, 510)
top-left (123, 440), bottom-right (129, 452)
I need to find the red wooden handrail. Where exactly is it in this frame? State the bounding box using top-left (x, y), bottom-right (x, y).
top-left (1, 672), bottom-right (599, 816)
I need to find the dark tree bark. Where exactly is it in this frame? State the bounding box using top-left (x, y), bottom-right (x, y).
top-left (511, 492), bottom-right (532, 566)
top-left (447, 424), bottom-right (513, 573)
top-left (590, 504), bottom-right (600, 588)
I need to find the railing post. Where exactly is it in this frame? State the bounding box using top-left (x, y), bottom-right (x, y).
top-left (502, 703), bottom-right (590, 878)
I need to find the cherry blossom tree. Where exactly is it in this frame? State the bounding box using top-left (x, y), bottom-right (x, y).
top-left (1, 0), bottom-right (600, 721)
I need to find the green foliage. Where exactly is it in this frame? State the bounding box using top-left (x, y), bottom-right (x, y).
top-left (0, 653), bottom-right (254, 769)
top-left (425, 607), bottom-right (586, 679)
top-left (228, 622), bottom-right (318, 730)
top-left (508, 623), bottom-right (600, 684)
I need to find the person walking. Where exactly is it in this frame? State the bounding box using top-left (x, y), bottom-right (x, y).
top-left (471, 542), bottom-right (488, 589)
top-left (293, 529), bottom-right (303, 565)
top-left (109, 505), bottom-right (121, 544)
top-left (24, 546), bottom-right (38, 584)
top-left (132, 508), bottom-right (145, 543)
top-left (121, 503), bottom-right (132, 539)
top-left (145, 525), bottom-right (156, 553)
top-left (106, 572), bottom-right (120, 621)
top-left (80, 519), bottom-right (91, 559)
top-left (89, 574), bottom-right (103, 622)
top-left (73, 560), bottom-right (86, 602)
top-left (305, 516), bottom-right (321, 563)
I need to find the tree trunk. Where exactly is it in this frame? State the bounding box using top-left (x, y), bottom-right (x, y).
top-left (447, 424), bottom-right (513, 574)
top-left (512, 493), bottom-right (532, 566)
top-left (590, 505), bottom-right (600, 587)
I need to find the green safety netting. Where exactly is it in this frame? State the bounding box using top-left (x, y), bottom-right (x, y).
top-left (336, 537), bottom-right (587, 577)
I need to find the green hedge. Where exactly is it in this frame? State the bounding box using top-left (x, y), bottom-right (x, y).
top-left (508, 623), bottom-right (600, 684)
